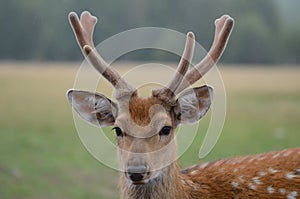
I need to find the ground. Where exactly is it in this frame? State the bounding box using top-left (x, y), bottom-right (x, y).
top-left (0, 62), bottom-right (299, 199)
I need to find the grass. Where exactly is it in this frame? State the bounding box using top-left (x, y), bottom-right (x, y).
top-left (0, 62), bottom-right (300, 199)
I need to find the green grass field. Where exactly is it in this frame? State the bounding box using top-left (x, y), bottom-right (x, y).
top-left (0, 62), bottom-right (300, 199)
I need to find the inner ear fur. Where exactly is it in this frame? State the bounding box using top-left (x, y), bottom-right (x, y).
top-left (174, 85), bottom-right (213, 124)
top-left (67, 89), bottom-right (118, 127)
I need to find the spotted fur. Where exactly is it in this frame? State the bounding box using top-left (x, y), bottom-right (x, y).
top-left (122, 148), bottom-right (300, 199)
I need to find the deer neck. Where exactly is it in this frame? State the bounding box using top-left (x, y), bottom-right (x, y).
top-left (120, 161), bottom-right (191, 199)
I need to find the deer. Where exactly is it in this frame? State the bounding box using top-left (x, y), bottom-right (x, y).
top-left (67, 11), bottom-right (300, 199)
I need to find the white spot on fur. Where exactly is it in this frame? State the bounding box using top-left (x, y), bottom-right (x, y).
top-left (287, 191), bottom-right (298, 199)
top-left (218, 168), bottom-right (225, 172)
top-left (283, 150), bottom-right (292, 157)
top-left (190, 170), bottom-right (199, 175)
top-left (240, 165), bottom-right (246, 169)
top-left (279, 188), bottom-right (286, 195)
top-left (186, 179), bottom-right (199, 190)
top-left (238, 176), bottom-right (245, 183)
top-left (237, 157), bottom-right (247, 163)
top-left (181, 179), bottom-right (187, 185)
top-left (198, 163), bottom-right (208, 169)
top-left (253, 177), bottom-right (262, 185)
top-left (248, 158), bottom-right (255, 163)
top-left (268, 167), bottom-right (279, 174)
top-left (231, 181), bottom-right (239, 188)
top-left (230, 160), bottom-right (237, 165)
top-left (272, 153), bottom-right (280, 159)
top-left (191, 183), bottom-right (199, 190)
top-left (233, 168), bottom-right (238, 173)
top-left (248, 182), bottom-right (256, 190)
top-left (259, 171), bottom-right (267, 176)
top-left (286, 172), bottom-right (296, 179)
top-left (267, 186), bottom-right (275, 194)
top-left (187, 180), bottom-right (194, 185)
top-left (213, 161), bottom-right (222, 167)
top-left (257, 156), bottom-right (266, 161)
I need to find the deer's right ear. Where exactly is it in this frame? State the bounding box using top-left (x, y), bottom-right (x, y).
top-left (67, 89), bottom-right (118, 127)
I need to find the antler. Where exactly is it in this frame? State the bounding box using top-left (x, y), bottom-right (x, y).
top-left (152, 32), bottom-right (195, 103)
top-left (175, 15), bottom-right (234, 94)
top-left (69, 11), bottom-right (135, 97)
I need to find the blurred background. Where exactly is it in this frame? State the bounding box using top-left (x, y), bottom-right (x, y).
top-left (0, 0), bottom-right (299, 198)
top-left (1, 0), bottom-right (300, 63)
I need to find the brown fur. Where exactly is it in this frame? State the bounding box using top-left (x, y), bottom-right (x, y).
top-left (128, 97), bottom-right (162, 126)
top-left (119, 97), bottom-right (300, 199)
top-left (122, 147), bottom-right (300, 199)
top-left (182, 147), bottom-right (300, 198)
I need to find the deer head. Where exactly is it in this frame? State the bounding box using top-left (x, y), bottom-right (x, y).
top-left (67, 11), bottom-right (234, 185)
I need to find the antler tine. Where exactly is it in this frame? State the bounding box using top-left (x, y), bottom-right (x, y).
top-left (69, 11), bottom-right (97, 49)
top-left (83, 45), bottom-right (135, 94)
top-left (176, 15), bottom-right (234, 94)
top-left (153, 32), bottom-right (195, 102)
top-left (69, 11), bottom-right (135, 96)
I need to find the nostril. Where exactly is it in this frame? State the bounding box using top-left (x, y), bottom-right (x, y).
top-left (127, 165), bottom-right (147, 182)
top-left (128, 172), bottom-right (145, 182)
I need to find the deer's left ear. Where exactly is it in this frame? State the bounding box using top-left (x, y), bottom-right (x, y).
top-left (174, 85), bottom-right (213, 124)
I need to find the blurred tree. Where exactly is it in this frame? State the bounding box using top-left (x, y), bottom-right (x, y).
top-left (282, 26), bottom-right (300, 63)
top-left (221, 0), bottom-right (281, 64)
top-left (0, 0), bottom-right (298, 64)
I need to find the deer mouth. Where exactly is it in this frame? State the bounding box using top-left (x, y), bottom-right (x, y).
top-left (131, 180), bottom-right (148, 185)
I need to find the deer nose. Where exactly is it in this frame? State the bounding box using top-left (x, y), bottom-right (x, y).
top-left (127, 165), bottom-right (147, 182)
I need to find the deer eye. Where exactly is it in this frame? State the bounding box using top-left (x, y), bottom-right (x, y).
top-left (159, 126), bottom-right (172, 136)
top-left (113, 127), bottom-right (124, 137)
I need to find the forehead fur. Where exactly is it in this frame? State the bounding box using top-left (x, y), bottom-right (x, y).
top-left (129, 96), bottom-right (165, 126)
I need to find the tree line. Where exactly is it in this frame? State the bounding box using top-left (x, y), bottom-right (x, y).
top-left (0, 0), bottom-right (299, 64)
